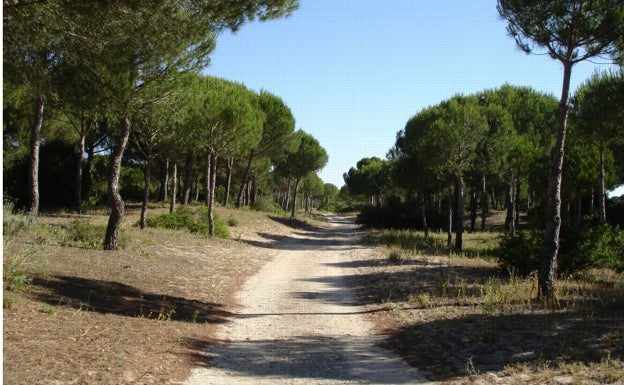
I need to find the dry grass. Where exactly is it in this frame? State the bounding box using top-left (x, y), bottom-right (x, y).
top-left (4, 205), bottom-right (623, 384)
top-left (351, 227), bottom-right (624, 384)
top-left (3, 204), bottom-right (311, 385)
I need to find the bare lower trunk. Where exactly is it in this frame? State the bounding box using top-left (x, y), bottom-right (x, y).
top-left (208, 153), bottom-right (218, 236)
top-left (505, 173), bottom-right (517, 236)
top-left (598, 146), bottom-right (607, 224)
top-left (455, 176), bottom-right (464, 252)
top-left (481, 174), bottom-right (488, 231)
top-left (291, 178), bottom-right (301, 219)
top-left (204, 152), bottom-right (211, 206)
top-left (140, 152), bottom-right (152, 229)
top-left (224, 157), bottom-right (234, 207)
top-left (237, 151), bottom-right (254, 208)
top-left (447, 193), bottom-right (453, 249)
top-left (75, 118), bottom-right (87, 214)
top-left (169, 163), bottom-right (177, 214)
top-left (540, 60), bottom-right (572, 299)
top-left (421, 195), bottom-right (429, 238)
top-left (28, 94), bottom-right (45, 222)
top-left (104, 114), bottom-right (131, 250)
top-left (182, 151), bottom-right (194, 205)
top-left (285, 179), bottom-right (292, 211)
top-left (469, 187), bottom-right (477, 232)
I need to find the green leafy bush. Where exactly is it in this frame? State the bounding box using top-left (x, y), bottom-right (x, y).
top-left (497, 230), bottom-right (542, 276)
top-left (251, 196), bottom-right (284, 213)
top-left (3, 199), bottom-right (29, 237)
top-left (59, 219), bottom-right (108, 249)
top-left (498, 225), bottom-right (624, 276)
top-left (146, 206), bottom-right (230, 239)
top-left (571, 225), bottom-right (624, 273)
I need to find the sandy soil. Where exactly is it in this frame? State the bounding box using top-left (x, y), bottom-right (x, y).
top-left (184, 214), bottom-right (435, 385)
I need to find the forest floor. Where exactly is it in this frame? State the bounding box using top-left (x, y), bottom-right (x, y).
top-left (3, 205), bottom-right (624, 384)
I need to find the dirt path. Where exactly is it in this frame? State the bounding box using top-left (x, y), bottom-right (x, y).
top-left (184, 215), bottom-right (435, 385)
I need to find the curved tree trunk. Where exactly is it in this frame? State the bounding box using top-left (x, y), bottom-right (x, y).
top-left (103, 114), bottom-right (131, 250)
top-left (28, 94), bottom-right (45, 222)
top-left (540, 60), bottom-right (572, 299)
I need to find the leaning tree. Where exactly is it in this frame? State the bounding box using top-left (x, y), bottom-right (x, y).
top-left (497, 0), bottom-right (624, 298)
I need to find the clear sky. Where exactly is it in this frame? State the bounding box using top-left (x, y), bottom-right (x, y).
top-left (204, 0), bottom-right (618, 190)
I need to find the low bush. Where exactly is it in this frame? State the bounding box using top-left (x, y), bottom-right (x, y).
top-left (571, 225), bottom-right (624, 273)
top-left (497, 225), bottom-right (624, 276)
top-left (146, 205), bottom-right (230, 239)
top-left (251, 196), bottom-right (284, 214)
top-left (497, 230), bottom-right (542, 276)
top-left (59, 219), bottom-right (108, 250)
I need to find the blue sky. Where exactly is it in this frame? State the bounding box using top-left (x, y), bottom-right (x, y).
top-left (204, 0), bottom-right (618, 190)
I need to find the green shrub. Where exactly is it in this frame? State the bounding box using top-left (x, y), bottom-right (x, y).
top-left (3, 199), bottom-right (29, 237)
top-left (59, 219), bottom-right (107, 250)
top-left (497, 230), bottom-right (542, 276)
top-left (227, 215), bottom-right (239, 227)
top-left (498, 225), bottom-right (624, 276)
top-left (251, 196), bottom-right (283, 213)
top-left (571, 225), bottom-right (624, 273)
top-left (388, 250), bottom-right (403, 264)
top-left (146, 205), bottom-right (230, 239)
top-left (146, 206), bottom-right (196, 230)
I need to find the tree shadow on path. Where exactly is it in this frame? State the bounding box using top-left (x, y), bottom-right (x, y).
top-left (184, 334), bottom-right (427, 384)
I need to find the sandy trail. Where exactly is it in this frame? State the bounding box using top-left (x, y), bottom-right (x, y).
top-left (184, 215), bottom-right (434, 385)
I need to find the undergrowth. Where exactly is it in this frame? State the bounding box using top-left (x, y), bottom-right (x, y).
top-left (145, 205), bottom-right (230, 239)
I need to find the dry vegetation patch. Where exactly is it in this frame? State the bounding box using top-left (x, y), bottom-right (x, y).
top-left (3, 205), bottom-right (307, 385)
top-left (350, 230), bottom-right (624, 384)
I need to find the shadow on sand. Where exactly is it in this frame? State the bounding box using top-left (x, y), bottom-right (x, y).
top-left (32, 275), bottom-right (233, 324)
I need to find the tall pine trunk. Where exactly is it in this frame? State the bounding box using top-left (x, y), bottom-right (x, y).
top-left (182, 151), bottom-right (194, 205)
top-left (455, 176), bottom-right (464, 252)
top-left (224, 157), bottom-right (234, 207)
top-left (446, 192), bottom-right (453, 249)
top-left (28, 94), bottom-right (45, 222)
top-left (290, 178), bottom-right (301, 219)
top-left (598, 145), bottom-right (607, 224)
top-left (104, 113), bottom-right (131, 250)
top-left (204, 152), bottom-right (211, 206)
top-left (421, 195), bottom-right (429, 238)
top-left (75, 116), bottom-right (87, 214)
top-left (540, 60), bottom-right (572, 299)
top-left (480, 174), bottom-right (488, 231)
top-left (237, 150), bottom-right (254, 208)
top-left (139, 149), bottom-right (152, 229)
top-left (505, 172), bottom-right (517, 236)
top-left (169, 163), bottom-right (177, 213)
top-left (160, 158), bottom-right (169, 203)
top-left (208, 153), bottom-right (218, 236)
